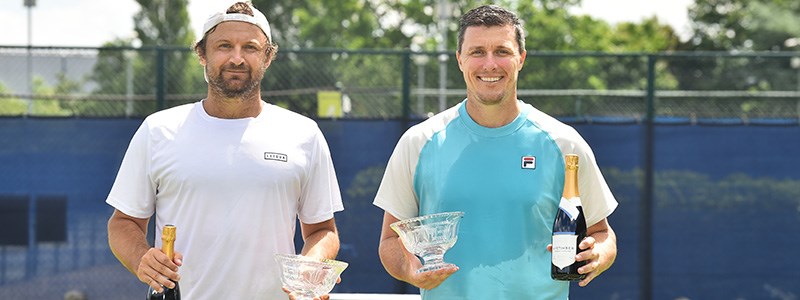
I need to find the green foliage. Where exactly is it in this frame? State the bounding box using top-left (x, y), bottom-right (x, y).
top-left (674, 0), bottom-right (800, 91)
top-left (254, 0), bottom-right (684, 117)
top-left (132, 0), bottom-right (197, 98)
top-left (604, 167), bottom-right (800, 210)
top-left (0, 77), bottom-right (76, 117)
top-left (253, 0), bottom-right (679, 52)
top-left (64, 0), bottom-right (794, 118)
top-left (85, 0), bottom-right (201, 117)
top-left (685, 0), bottom-right (800, 51)
top-left (134, 0), bottom-right (196, 47)
top-left (0, 82), bottom-right (27, 116)
top-left (29, 76), bottom-right (78, 116)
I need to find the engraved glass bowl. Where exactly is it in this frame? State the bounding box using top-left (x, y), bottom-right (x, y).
top-left (274, 254), bottom-right (348, 300)
top-left (390, 211), bottom-right (464, 273)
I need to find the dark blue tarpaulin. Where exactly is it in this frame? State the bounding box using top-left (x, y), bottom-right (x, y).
top-left (1, 118), bottom-right (798, 299)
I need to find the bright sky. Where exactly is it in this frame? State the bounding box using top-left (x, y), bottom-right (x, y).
top-left (0, 0), bottom-right (694, 47)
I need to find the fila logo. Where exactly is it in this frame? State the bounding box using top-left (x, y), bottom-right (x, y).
top-left (264, 152), bottom-right (288, 162)
top-left (521, 156), bottom-right (536, 169)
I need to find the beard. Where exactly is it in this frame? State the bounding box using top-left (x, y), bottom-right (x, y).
top-left (207, 62), bottom-right (267, 99)
top-left (470, 88), bottom-right (506, 106)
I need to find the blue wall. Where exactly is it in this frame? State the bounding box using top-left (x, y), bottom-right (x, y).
top-left (1, 118), bottom-right (798, 299)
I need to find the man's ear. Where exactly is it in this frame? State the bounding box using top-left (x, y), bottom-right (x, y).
top-left (264, 52), bottom-right (274, 69)
top-left (518, 49), bottom-right (527, 71)
top-left (456, 51), bottom-right (463, 72)
top-left (196, 47), bottom-right (207, 66)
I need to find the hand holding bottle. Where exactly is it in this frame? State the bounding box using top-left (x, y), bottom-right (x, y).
top-left (551, 154), bottom-right (588, 281)
top-left (142, 225), bottom-right (182, 299)
top-left (139, 247), bottom-right (183, 292)
top-left (547, 217), bottom-right (616, 287)
top-left (547, 235), bottom-right (594, 283)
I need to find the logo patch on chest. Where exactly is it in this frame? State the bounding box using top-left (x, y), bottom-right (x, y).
top-left (264, 152), bottom-right (288, 162)
top-left (521, 156), bottom-right (536, 169)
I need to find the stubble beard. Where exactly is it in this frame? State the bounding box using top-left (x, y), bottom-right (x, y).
top-left (470, 88), bottom-right (506, 106)
top-left (208, 63), bottom-right (267, 99)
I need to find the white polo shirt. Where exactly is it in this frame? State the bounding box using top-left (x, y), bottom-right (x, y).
top-left (107, 100), bottom-right (343, 299)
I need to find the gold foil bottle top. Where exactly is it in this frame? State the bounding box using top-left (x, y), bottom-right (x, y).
top-left (161, 225), bottom-right (176, 260)
top-left (562, 154), bottom-right (580, 198)
top-left (162, 225), bottom-right (176, 242)
top-left (565, 154), bottom-right (579, 170)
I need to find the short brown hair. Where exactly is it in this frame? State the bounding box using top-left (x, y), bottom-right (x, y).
top-left (457, 5), bottom-right (526, 54)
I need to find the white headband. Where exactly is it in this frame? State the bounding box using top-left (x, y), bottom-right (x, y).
top-left (201, 7), bottom-right (272, 42)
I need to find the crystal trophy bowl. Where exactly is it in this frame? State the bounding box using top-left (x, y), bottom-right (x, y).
top-left (274, 254), bottom-right (348, 300)
top-left (390, 211), bottom-right (465, 274)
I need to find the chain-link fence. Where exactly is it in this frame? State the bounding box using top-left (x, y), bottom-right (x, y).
top-left (2, 46), bottom-right (799, 122)
top-left (2, 47), bottom-right (800, 299)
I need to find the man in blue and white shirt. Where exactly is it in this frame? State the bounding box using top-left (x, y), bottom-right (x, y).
top-left (374, 5), bottom-right (618, 300)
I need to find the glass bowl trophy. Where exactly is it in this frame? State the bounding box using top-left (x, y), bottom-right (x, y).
top-left (274, 254), bottom-right (348, 300)
top-left (390, 211), bottom-right (464, 273)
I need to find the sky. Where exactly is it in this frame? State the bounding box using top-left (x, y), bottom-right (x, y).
top-left (0, 0), bottom-right (694, 47)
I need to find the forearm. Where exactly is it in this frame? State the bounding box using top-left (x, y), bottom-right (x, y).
top-left (107, 210), bottom-right (150, 275)
top-left (577, 218), bottom-right (617, 287)
top-left (378, 236), bottom-right (417, 283)
top-left (377, 212), bottom-right (455, 290)
top-left (300, 219), bottom-right (340, 260)
top-left (588, 222), bottom-right (617, 267)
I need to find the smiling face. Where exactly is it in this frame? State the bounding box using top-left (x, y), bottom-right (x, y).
top-left (456, 25), bottom-right (526, 107)
top-left (199, 21), bottom-right (271, 99)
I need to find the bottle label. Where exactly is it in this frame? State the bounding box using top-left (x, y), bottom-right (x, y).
top-left (552, 234), bottom-right (578, 269)
top-left (558, 197), bottom-right (581, 221)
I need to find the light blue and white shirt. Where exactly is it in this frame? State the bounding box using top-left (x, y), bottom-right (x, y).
top-left (374, 100), bottom-right (617, 300)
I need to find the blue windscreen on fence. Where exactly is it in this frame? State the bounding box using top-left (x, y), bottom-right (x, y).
top-left (0, 117), bottom-right (798, 299)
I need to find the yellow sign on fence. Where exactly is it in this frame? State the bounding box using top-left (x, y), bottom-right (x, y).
top-left (317, 90), bottom-right (343, 118)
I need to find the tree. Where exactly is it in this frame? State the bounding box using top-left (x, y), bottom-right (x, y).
top-left (80, 0), bottom-right (692, 118)
top-left (0, 82), bottom-right (26, 116)
top-left (666, 0), bottom-right (800, 118)
top-left (684, 0), bottom-right (800, 51)
top-left (130, 0), bottom-right (202, 99)
top-left (674, 0), bottom-right (800, 91)
top-left (87, 0), bottom-right (202, 117)
top-left (251, 0), bottom-right (683, 117)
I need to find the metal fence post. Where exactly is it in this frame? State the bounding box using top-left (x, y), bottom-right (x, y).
top-left (26, 195), bottom-right (36, 280)
top-left (402, 50), bottom-right (412, 128)
top-left (156, 47), bottom-right (167, 111)
top-left (640, 54), bottom-right (656, 300)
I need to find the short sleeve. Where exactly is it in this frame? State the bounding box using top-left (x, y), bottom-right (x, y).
top-left (105, 121), bottom-right (157, 219)
top-left (297, 128), bottom-right (344, 224)
top-left (372, 130), bottom-right (424, 220)
top-left (575, 144), bottom-right (618, 227)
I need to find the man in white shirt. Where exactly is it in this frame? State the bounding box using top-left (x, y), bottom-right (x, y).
top-left (106, 2), bottom-right (343, 299)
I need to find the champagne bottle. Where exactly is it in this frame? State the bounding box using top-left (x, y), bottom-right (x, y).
top-left (147, 225), bottom-right (181, 300)
top-left (551, 154), bottom-right (588, 281)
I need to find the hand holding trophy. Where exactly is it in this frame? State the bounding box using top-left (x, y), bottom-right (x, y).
top-left (275, 254), bottom-right (348, 300)
top-left (390, 211), bottom-right (464, 274)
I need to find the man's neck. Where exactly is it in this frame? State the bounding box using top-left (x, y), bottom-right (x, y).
top-left (464, 98), bottom-right (520, 128)
top-left (203, 93), bottom-right (263, 119)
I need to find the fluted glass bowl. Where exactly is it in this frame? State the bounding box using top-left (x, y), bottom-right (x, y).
top-left (390, 211), bottom-right (464, 273)
top-left (274, 254), bottom-right (348, 300)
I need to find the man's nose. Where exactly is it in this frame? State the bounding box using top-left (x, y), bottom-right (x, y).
top-left (483, 54), bottom-right (499, 70)
top-left (229, 47), bottom-right (246, 65)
